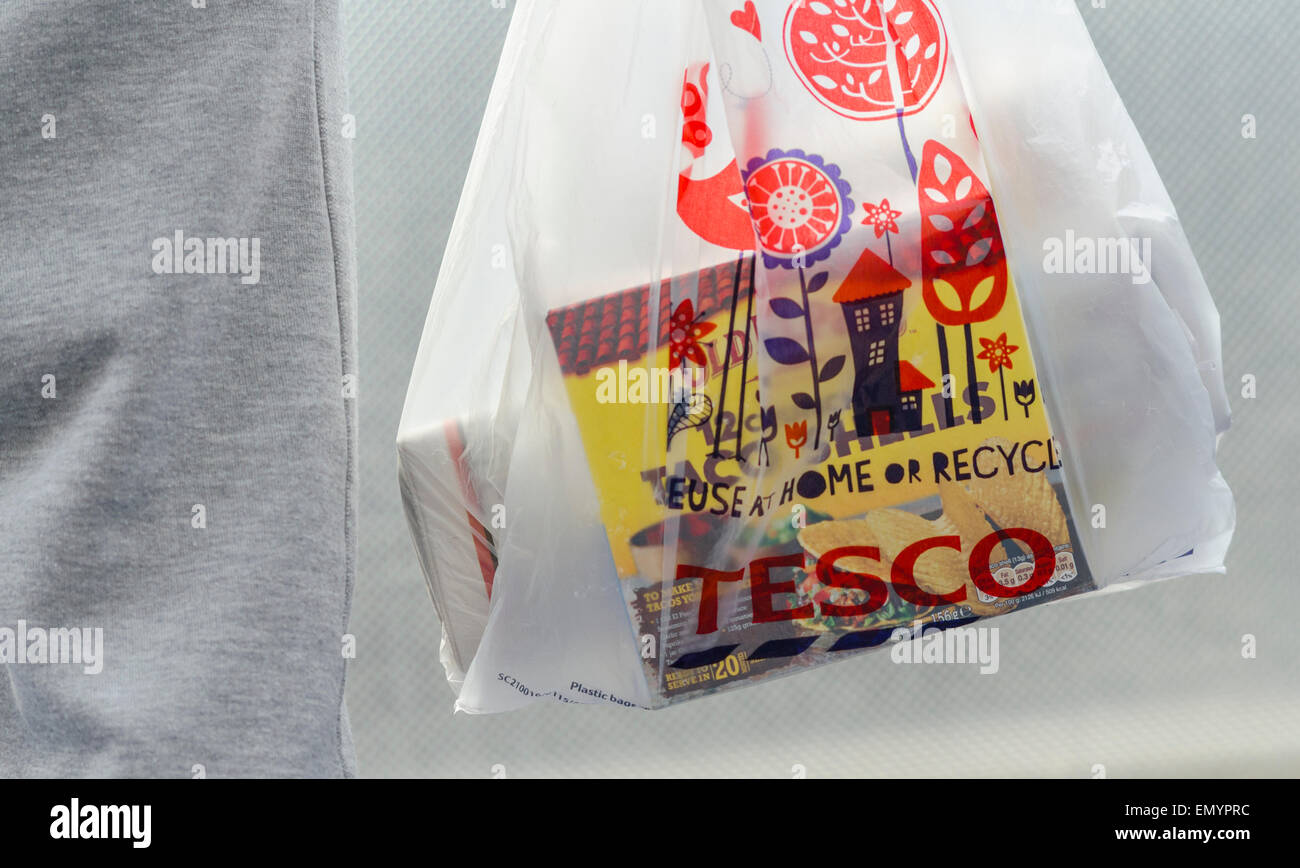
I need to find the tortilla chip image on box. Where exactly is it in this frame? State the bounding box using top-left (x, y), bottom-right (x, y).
top-left (796, 508), bottom-right (960, 628)
top-left (863, 508), bottom-right (967, 598)
top-left (795, 516), bottom-right (921, 633)
top-left (941, 436), bottom-right (1071, 554)
top-left (799, 494), bottom-right (1036, 621)
top-left (937, 482), bottom-right (1021, 617)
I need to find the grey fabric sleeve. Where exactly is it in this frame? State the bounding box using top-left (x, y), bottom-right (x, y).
top-left (0, 0), bottom-right (358, 777)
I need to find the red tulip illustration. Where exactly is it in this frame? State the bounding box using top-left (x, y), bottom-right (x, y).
top-left (784, 0), bottom-right (948, 182)
top-left (918, 140), bottom-right (1008, 425)
top-left (785, 420), bottom-right (808, 459)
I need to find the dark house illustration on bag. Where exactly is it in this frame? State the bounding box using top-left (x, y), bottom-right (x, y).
top-left (833, 247), bottom-right (935, 436)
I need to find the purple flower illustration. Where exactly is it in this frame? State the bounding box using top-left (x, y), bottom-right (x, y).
top-left (742, 149), bottom-right (854, 271)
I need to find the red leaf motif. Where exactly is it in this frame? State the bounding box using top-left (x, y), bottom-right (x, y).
top-left (918, 140), bottom-right (1008, 327)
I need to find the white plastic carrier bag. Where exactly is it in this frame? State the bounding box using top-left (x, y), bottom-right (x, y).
top-left (397, 0), bottom-right (1234, 712)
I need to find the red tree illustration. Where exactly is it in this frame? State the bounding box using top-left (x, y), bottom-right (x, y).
top-left (918, 140), bottom-right (1008, 425)
top-left (784, 0), bottom-right (947, 182)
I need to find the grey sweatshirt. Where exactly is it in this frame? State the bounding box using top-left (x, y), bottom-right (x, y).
top-left (0, 0), bottom-right (358, 777)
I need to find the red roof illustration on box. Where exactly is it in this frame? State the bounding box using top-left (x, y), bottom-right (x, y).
top-left (832, 247), bottom-right (911, 304)
top-left (547, 260), bottom-right (739, 376)
top-left (898, 360), bottom-right (935, 393)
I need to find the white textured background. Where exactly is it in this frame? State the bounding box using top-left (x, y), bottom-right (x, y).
top-left (341, 0), bottom-right (1299, 778)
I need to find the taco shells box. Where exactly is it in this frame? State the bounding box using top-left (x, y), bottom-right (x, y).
top-left (547, 241), bottom-right (1091, 703)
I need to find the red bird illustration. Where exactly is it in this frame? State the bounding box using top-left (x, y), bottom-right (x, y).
top-left (678, 160), bottom-right (756, 252)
